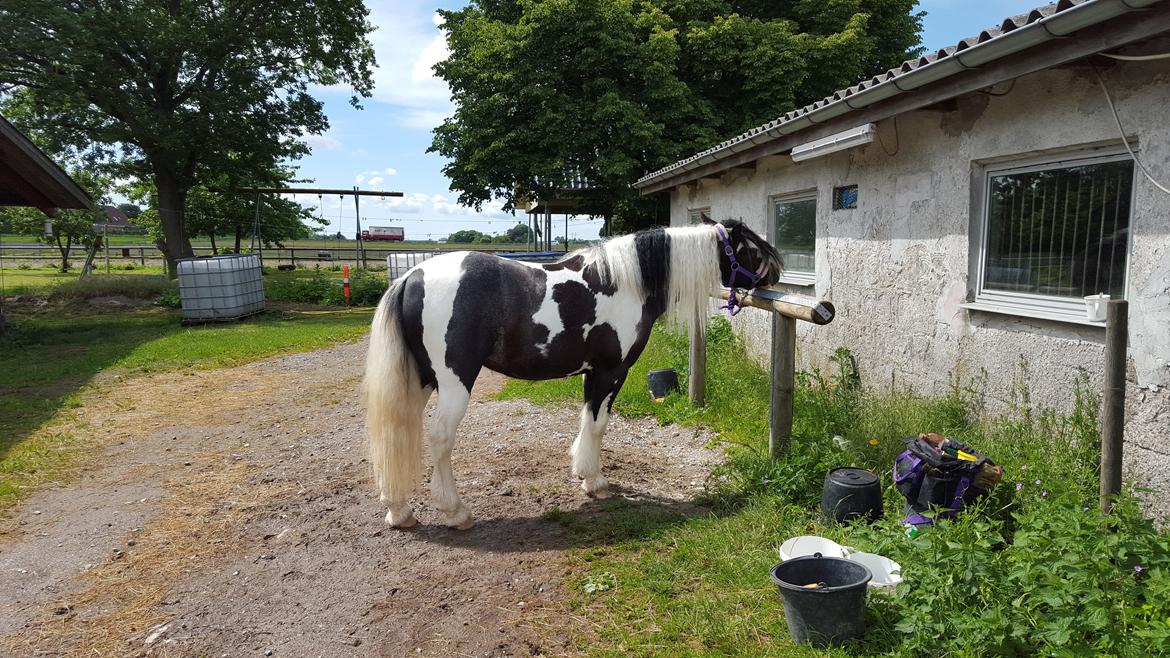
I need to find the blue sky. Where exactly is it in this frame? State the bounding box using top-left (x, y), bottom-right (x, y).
top-left (292, 0), bottom-right (1043, 241)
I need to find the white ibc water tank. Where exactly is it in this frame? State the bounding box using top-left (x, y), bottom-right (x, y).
top-left (176, 254), bottom-right (265, 323)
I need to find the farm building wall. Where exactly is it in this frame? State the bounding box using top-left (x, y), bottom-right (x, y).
top-left (669, 64), bottom-right (1170, 510)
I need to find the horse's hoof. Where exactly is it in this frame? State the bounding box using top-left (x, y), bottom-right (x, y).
top-left (444, 507), bottom-right (475, 530)
top-left (582, 477), bottom-right (611, 499)
top-left (386, 510), bottom-right (417, 528)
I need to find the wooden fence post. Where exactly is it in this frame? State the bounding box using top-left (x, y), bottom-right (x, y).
top-left (1100, 299), bottom-right (1128, 513)
top-left (689, 317), bottom-right (706, 406)
top-left (770, 314), bottom-right (796, 458)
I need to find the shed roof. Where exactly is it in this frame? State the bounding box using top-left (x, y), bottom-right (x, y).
top-left (0, 114), bottom-right (94, 215)
top-left (634, 0), bottom-right (1168, 193)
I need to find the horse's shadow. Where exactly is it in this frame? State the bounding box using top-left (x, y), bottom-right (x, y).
top-left (411, 485), bottom-right (724, 553)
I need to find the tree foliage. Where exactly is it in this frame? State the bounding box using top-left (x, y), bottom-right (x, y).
top-left (447, 229), bottom-right (488, 244)
top-left (506, 222), bottom-right (532, 243)
top-left (431, 0), bottom-right (922, 232)
top-left (0, 0), bottom-right (375, 274)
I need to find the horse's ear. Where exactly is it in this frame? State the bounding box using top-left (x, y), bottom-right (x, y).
top-left (700, 213), bottom-right (715, 225)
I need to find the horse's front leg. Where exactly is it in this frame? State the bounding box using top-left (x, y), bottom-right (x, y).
top-left (571, 370), bottom-right (626, 498)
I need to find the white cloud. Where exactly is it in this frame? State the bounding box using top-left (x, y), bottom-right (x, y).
top-left (316, 4), bottom-right (454, 130)
top-left (384, 168), bottom-right (398, 176)
top-left (368, 176), bottom-right (384, 187)
top-left (303, 133), bottom-right (342, 151)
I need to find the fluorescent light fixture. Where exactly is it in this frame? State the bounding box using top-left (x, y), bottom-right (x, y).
top-left (790, 124), bottom-right (877, 162)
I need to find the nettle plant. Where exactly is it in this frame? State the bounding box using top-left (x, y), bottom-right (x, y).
top-left (884, 485), bottom-right (1170, 656)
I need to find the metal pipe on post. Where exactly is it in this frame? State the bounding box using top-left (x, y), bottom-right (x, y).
top-left (1100, 299), bottom-right (1128, 514)
top-left (770, 314), bottom-right (796, 458)
top-left (689, 316), bottom-right (706, 406)
top-left (353, 187), bottom-right (365, 269)
top-left (251, 191), bottom-right (265, 268)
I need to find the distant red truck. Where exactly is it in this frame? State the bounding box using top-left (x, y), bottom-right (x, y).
top-left (361, 226), bottom-right (405, 241)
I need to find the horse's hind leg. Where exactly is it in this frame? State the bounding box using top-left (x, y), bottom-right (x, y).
top-left (571, 370), bottom-right (626, 498)
top-left (429, 381), bottom-right (475, 529)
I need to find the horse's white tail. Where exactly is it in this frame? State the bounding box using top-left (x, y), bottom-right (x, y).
top-left (364, 278), bottom-right (430, 504)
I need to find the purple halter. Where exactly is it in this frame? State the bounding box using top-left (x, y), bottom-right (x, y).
top-left (714, 223), bottom-right (767, 316)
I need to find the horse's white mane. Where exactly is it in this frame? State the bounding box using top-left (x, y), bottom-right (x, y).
top-left (586, 224), bottom-right (720, 335)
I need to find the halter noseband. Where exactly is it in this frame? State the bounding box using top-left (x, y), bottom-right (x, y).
top-left (714, 223), bottom-right (768, 317)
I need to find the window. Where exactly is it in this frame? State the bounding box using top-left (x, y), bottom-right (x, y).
top-left (975, 151), bottom-right (1133, 320)
top-left (772, 193), bottom-right (817, 284)
top-left (833, 185), bottom-right (858, 210)
top-left (687, 207), bottom-right (709, 225)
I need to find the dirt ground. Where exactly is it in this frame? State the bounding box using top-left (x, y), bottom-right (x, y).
top-left (0, 341), bottom-right (719, 657)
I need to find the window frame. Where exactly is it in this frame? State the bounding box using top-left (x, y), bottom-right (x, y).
top-left (769, 190), bottom-right (818, 287)
top-left (686, 207), bottom-right (710, 225)
top-left (969, 146), bottom-right (1136, 324)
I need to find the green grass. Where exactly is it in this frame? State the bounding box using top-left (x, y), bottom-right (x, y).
top-left (0, 303), bottom-right (372, 509)
top-left (501, 318), bottom-right (1170, 656)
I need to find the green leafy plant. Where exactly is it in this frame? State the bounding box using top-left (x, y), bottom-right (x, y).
top-left (583, 572), bottom-right (617, 594)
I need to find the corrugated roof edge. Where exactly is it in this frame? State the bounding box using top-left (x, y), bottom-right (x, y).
top-left (633, 0), bottom-right (1161, 190)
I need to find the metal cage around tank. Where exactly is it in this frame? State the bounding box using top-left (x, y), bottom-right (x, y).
top-left (176, 254), bottom-right (265, 324)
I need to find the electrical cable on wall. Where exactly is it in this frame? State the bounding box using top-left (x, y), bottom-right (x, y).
top-left (877, 115), bottom-right (900, 157)
top-left (1094, 67), bottom-right (1170, 196)
top-left (1101, 51), bottom-right (1170, 61)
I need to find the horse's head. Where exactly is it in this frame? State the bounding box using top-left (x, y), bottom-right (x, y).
top-left (702, 214), bottom-right (784, 289)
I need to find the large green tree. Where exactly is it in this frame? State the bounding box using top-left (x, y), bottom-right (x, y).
top-left (0, 0), bottom-right (374, 275)
top-left (431, 0), bottom-right (922, 231)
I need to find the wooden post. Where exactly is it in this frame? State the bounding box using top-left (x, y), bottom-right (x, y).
top-left (689, 317), bottom-right (706, 406)
top-left (770, 314), bottom-right (796, 458)
top-left (1100, 299), bottom-right (1128, 514)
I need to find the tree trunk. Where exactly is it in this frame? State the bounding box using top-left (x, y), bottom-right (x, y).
top-left (234, 226), bottom-right (243, 254)
top-left (209, 232), bottom-right (217, 254)
top-left (154, 172), bottom-right (195, 278)
top-left (57, 233), bottom-right (71, 272)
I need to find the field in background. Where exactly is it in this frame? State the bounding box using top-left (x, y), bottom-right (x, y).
top-left (0, 269), bottom-right (373, 509)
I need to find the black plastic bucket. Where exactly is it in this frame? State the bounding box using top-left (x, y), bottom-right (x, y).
top-left (770, 556), bottom-right (871, 646)
top-left (646, 368), bottom-right (680, 400)
top-left (821, 467), bottom-right (883, 523)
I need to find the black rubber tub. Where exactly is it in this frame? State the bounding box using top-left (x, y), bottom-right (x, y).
top-left (821, 467), bottom-right (883, 523)
top-left (646, 368), bottom-right (680, 400)
top-left (770, 555), bottom-right (872, 646)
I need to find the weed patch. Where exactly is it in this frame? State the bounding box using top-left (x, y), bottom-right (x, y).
top-left (503, 317), bottom-right (1170, 656)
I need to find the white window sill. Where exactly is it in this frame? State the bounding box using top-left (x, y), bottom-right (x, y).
top-left (776, 273), bottom-right (815, 287)
top-left (961, 301), bottom-right (1107, 328)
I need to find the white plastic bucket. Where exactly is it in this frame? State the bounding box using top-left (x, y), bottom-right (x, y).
top-left (846, 552), bottom-right (903, 589)
top-left (779, 537), bottom-right (902, 589)
top-left (779, 536), bottom-right (849, 561)
top-left (1084, 294), bottom-right (1110, 322)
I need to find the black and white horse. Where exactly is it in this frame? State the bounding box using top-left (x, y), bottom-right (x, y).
top-left (363, 219), bottom-right (782, 529)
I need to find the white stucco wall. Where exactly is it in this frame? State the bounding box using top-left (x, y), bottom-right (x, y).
top-left (669, 64), bottom-right (1170, 509)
